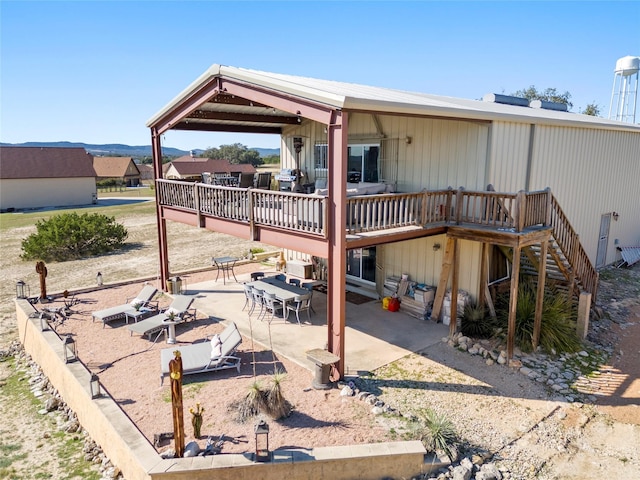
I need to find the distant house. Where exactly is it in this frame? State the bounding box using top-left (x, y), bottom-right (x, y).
top-left (0, 146), bottom-right (97, 211)
top-left (93, 157), bottom-right (141, 186)
top-left (163, 156), bottom-right (256, 181)
top-left (136, 163), bottom-right (154, 184)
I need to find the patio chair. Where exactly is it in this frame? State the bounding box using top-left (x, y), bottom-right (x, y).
top-left (260, 292), bottom-right (283, 322)
top-left (288, 278), bottom-right (301, 287)
top-left (251, 287), bottom-right (265, 318)
top-left (250, 271), bottom-right (265, 281)
top-left (254, 172), bottom-right (272, 189)
top-left (286, 293), bottom-right (312, 326)
top-left (242, 284), bottom-right (256, 313)
top-left (92, 285), bottom-right (158, 328)
top-left (302, 282), bottom-right (317, 313)
top-left (238, 173), bottom-right (255, 188)
top-left (127, 295), bottom-right (196, 342)
top-left (274, 273), bottom-right (286, 282)
top-left (160, 322), bottom-right (242, 386)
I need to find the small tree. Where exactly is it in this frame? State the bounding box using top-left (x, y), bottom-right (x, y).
top-left (511, 86), bottom-right (573, 109)
top-left (581, 102), bottom-right (601, 116)
top-left (21, 212), bottom-right (128, 262)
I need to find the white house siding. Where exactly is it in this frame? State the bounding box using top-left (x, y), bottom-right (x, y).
top-left (486, 121), bottom-right (532, 192)
top-left (527, 126), bottom-right (640, 265)
top-left (384, 236), bottom-right (481, 298)
top-left (0, 178), bottom-right (96, 210)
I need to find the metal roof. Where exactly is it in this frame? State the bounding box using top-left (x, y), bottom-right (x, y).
top-left (147, 64), bottom-right (640, 133)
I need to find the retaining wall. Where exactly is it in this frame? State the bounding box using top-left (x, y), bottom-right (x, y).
top-left (16, 299), bottom-right (434, 480)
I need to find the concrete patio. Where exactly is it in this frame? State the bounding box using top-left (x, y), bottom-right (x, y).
top-left (183, 268), bottom-right (449, 375)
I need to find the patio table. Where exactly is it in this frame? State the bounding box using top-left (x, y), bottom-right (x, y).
top-left (212, 256), bottom-right (238, 284)
top-left (247, 278), bottom-right (309, 319)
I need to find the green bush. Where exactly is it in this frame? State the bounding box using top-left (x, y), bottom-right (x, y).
top-left (495, 277), bottom-right (581, 354)
top-left (21, 212), bottom-right (128, 262)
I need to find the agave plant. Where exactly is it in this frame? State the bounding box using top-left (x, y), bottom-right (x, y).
top-left (407, 408), bottom-right (458, 462)
top-left (495, 277), bottom-right (580, 354)
top-left (265, 369), bottom-right (292, 420)
top-left (460, 301), bottom-right (495, 338)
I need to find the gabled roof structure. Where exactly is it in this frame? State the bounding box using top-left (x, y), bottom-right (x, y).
top-left (166, 157), bottom-right (256, 177)
top-left (92, 156), bottom-right (139, 178)
top-left (147, 65), bottom-right (640, 134)
top-left (0, 146), bottom-right (96, 179)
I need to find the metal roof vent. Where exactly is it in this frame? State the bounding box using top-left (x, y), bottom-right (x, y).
top-left (482, 93), bottom-right (529, 107)
top-left (529, 100), bottom-right (569, 112)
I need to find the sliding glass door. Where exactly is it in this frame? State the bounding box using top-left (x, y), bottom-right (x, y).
top-left (347, 247), bottom-right (377, 284)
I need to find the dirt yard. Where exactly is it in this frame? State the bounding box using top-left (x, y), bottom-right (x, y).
top-left (1, 200), bottom-right (638, 479)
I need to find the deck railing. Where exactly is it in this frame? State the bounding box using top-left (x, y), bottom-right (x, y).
top-left (549, 196), bottom-right (598, 298)
top-left (157, 180), bottom-right (556, 236)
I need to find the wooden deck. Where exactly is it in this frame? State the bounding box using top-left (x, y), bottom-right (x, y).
top-left (156, 179), bottom-right (597, 297)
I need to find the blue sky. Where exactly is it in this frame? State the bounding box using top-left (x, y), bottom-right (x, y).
top-left (1, 1), bottom-right (638, 151)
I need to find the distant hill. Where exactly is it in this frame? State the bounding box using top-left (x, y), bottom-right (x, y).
top-left (0, 141), bottom-right (280, 158)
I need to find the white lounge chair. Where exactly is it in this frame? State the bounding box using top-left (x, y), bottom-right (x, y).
top-left (92, 285), bottom-right (158, 328)
top-left (160, 322), bottom-right (242, 385)
top-left (127, 295), bottom-right (196, 341)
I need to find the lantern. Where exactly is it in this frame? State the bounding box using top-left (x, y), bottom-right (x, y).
top-left (16, 280), bottom-right (30, 299)
top-left (90, 373), bottom-right (101, 399)
top-left (96, 272), bottom-right (103, 287)
top-left (39, 312), bottom-right (49, 331)
top-left (63, 335), bottom-right (77, 363)
top-left (254, 420), bottom-right (270, 462)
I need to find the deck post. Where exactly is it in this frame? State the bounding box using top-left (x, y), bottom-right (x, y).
top-left (327, 111), bottom-right (348, 378)
top-left (449, 238), bottom-right (460, 337)
top-left (431, 237), bottom-right (455, 324)
top-left (532, 239), bottom-right (548, 350)
top-left (507, 245), bottom-right (521, 361)
top-left (152, 128), bottom-right (170, 289)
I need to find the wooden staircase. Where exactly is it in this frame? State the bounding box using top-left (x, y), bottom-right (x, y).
top-left (508, 194), bottom-right (599, 301)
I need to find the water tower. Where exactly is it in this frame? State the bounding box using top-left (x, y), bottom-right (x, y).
top-left (608, 55), bottom-right (640, 123)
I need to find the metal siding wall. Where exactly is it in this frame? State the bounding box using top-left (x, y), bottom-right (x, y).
top-left (385, 237), bottom-right (481, 299)
top-left (530, 126), bottom-right (640, 264)
top-left (487, 121), bottom-right (531, 192)
top-left (0, 178), bottom-right (96, 210)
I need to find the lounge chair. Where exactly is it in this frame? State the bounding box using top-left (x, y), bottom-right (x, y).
top-left (92, 285), bottom-right (158, 328)
top-left (127, 295), bottom-right (196, 341)
top-left (160, 322), bottom-right (242, 385)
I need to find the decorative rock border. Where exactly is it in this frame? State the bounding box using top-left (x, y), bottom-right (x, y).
top-left (443, 333), bottom-right (611, 404)
top-left (1, 340), bottom-right (123, 480)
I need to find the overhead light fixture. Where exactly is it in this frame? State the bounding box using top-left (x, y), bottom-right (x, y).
top-left (296, 111), bottom-right (302, 123)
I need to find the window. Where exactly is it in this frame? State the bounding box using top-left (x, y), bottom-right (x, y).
top-left (314, 142), bottom-right (380, 181)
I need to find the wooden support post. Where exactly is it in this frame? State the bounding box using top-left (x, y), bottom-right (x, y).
top-left (532, 239), bottom-right (548, 350)
top-left (479, 243), bottom-right (489, 309)
top-left (449, 238), bottom-right (460, 337)
top-left (431, 237), bottom-right (455, 323)
top-left (507, 246), bottom-right (521, 361)
top-left (577, 292), bottom-right (592, 339)
top-left (152, 129), bottom-right (170, 288)
top-left (480, 243), bottom-right (497, 319)
top-left (327, 111), bottom-right (348, 378)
